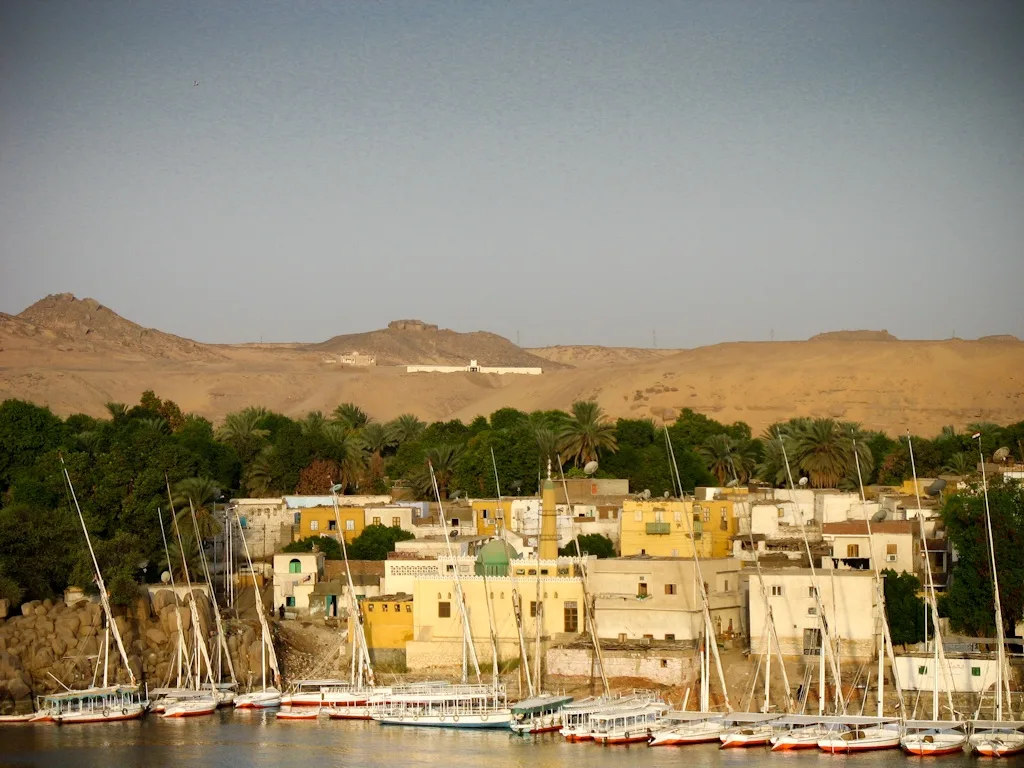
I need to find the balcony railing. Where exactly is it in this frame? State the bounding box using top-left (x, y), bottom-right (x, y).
top-left (646, 522), bottom-right (671, 535)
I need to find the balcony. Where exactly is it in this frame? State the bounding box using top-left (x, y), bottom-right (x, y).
top-left (645, 522), bottom-right (671, 535)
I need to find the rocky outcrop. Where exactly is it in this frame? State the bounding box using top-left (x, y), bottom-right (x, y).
top-left (387, 319), bottom-right (439, 332)
top-left (0, 590), bottom-right (276, 714)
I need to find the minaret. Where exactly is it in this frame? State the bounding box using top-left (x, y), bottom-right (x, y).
top-left (539, 459), bottom-right (558, 560)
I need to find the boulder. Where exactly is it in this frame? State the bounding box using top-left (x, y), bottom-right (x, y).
top-left (37, 619), bottom-right (54, 636)
top-left (33, 605), bottom-right (48, 617)
top-left (79, 636), bottom-right (99, 658)
top-left (20, 601), bottom-right (40, 618)
top-left (0, 598), bottom-right (9, 619)
top-left (50, 636), bottom-right (67, 658)
top-left (133, 594), bottom-right (152, 622)
top-left (56, 613), bottom-right (81, 636)
top-left (42, 599), bottom-right (53, 611)
top-left (7, 677), bottom-right (30, 701)
top-left (151, 590), bottom-right (177, 613)
top-left (145, 628), bottom-right (167, 646)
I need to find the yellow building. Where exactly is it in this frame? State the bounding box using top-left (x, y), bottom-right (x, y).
top-left (620, 499), bottom-right (737, 559)
top-left (355, 594), bottom-right (414, 665)
top-left (471, 499), bottom-right (507, 537)
top-left (296, 506), bottom-right (365, 543)
top-left (406, 542), bottom-right (587, 671)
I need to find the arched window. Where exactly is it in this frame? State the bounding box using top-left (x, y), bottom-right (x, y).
top-left (289, 559), bottom-right (302, 574)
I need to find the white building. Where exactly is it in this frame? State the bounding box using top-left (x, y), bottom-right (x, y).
top-left (272, 551), bottom-right (324, 614)
top-left (894, 654), bottom-right (1000, 694)
top-left (231, 498), bottom-right (293, 558)
top-left (363, 505), bottom-right (415, 531)
top-left (406, 359), bottom-right (542, 375)
top-left (814, 491), bottom-right (881, 525)
top-left (589, 557), bottom-right (743, 644)
top-left (750, 569), bottom-right (878, 660)
top-left (821, 520), bottom-right (918, 575)
top-left (383, 554), bottom-right (476, 595)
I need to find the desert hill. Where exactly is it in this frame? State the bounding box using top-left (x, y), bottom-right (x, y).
top-left (809, 330), bottom-right (900, 342)
top-left (1, 296), bottom-right (1023, 435)
top-left (16, 293), bottom-right (225, 362)
top-left (310, 319), bottom-right (564, 369)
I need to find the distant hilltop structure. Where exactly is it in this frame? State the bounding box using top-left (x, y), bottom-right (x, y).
top-left (388, 319), bottom-right (438, 332)
top-left (407, 358), bottom-right (542, 375)
top-left (322, 350), bottom-right (376, 366)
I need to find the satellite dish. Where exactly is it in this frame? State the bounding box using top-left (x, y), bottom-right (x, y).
top-left (926, 479), bottom-right (947, 497)
top-left (583, 461), bottom-right (599, 476)
top-left (449, 490), bottom-right (463, 500)
top-left (726, 479), bottom-right (739, 488)
top-left (663, 491), bottom-right (670, 499)
top-left (798, 477), bottom-right (809, 487)
top-left (642, 489), bottom-right (651, 500)
top-left (871, 510), bottom-right (887, 523)
top-left (450, 530), bottom-right (459, 538)
top-left (161, 571), bottom-right (171, 584)
top-left (993, 447), bottom-right (1011, 463)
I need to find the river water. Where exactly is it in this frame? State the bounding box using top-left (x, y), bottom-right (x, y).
top-left (0, 711), bottom-right (979, 768)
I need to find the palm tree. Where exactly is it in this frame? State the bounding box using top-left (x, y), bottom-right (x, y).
top-left (757, 435), bottom-right (790, 487)
top-left (76, 430), bottom-right (102, 455)
top-left (301, 410), bottom-right (328, 436)
top-left (244, 445), bottom-right (275, 497)
top-left (791, 418), bottom-right (854, 488)
top-left (390, 413), bottom-right (425, 445)
top-left (104, 402), bottom-right (128, 422)
top-left (160, 532), bottom-right (201, 582)
top-left (332, 402), bottom-right (371, 432)
top-left (414, 443), bottom-right (464, 499)
top-left (938, 425), bottom-right (958, 441)
top-left (323, 424), bottom-right (366, 490)
top-left (136, 416), bottom-right (169, 434)
top-left (216, 408), bottom-right (270, 463)
top-left (534, 427), bottom-right (560, 470)
top-left (172, 477), bottom-right (222, 540)
top-left (943, 452), bottom-right (975, 477)
top-left (558, 401), bottom-right (618, 467)
top-left (700, 435), bottom-right (744, 484)
top-left (361, 422), bottom-right (397, 457)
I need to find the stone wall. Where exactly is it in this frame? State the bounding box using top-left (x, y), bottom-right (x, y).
top-left (0, 590), bottom-right (276, 714)
top-left (546, 646), bottom-right (700, 687)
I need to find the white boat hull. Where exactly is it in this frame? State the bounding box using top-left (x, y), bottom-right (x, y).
top-left (511, 713), bottom-right (563, 734)
top-left (901, 732), bottom-right (967, 756)
top-left (970, 731), bottom-right (1024, 758)
top-left (374, 710), bottom-right (513, 729)
top-left (234, 690), bottom-right (281, 709)
top-left (45, 703), bottom-right (147, 724)
top-left (818, 727), bottom-right (901, 753)
top-left (276, 706), bottom-right (321, 720)
top-left (649, 719), bottom-right (724, 746)
top-left (771, 724), bottom-right (832, 751)
top-left (720, 725), bottom-right (773, 748)
top-left (162, 698), bottom-right (217, 718)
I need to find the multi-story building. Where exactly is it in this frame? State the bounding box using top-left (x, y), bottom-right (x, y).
top-left (620, 499), bottom-right (737, 558)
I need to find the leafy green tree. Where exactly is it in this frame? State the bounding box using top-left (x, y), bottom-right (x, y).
top-left (942, 480), bottom-right (1024, 636)
top-left (413, 443), bottom-right (465, 499)
top-left (943, 452), bottom-right (975, 476)
top-left (490, 408), bottom-right (528, 431)
top-left (452, 424), bottom-right (541, 498)
top-left (0, 502), bottom-right (78, 601)
top-left (347, 524), bottom-right (415, 560)
top-left (558, 401), bottom-right (618, 467)
top-left (0, 400), bottom-right (67, 493)
top-left (559, 534), bottom-right (616, 558)
top-left (282, 535), bottom-right (343, 559)
top-left (215, 408), bottom-right (270, 465)
top-left (614, 419), bottom-right (657, 451)
top-left (882, 569), bottom-right (926, 648)
top-left (700, 434), bottom-right (756, 484)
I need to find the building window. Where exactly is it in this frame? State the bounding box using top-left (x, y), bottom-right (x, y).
top-left (918, 665), bottom-right (928, 675)
top-left (771, 585), bottom-right (783, 597)
top-left (289, 559), bottom-right (302, 574)
top-left (674, 511), bottom-right (682, 522)
top-left (655, 510), bottom-right (664, 523)
top-left (808, 607), bottom-right (817, 616)
top-left (394, 604), bottom-right (400, 612)
top-left (392, 517), bottom-right (401, 527)
top-left (367, 604), bottom-right (374, 612)
top-left (529, 601), bottom-right (539, 618)
top-left (564, 601), bottom-right (579, 633)
top-left (405, 604), bottom-right (412, 613)
top-left (702, 510), bottom-right (710, 523)
top-left (373, 516), bottom-right (381, 525)
top-left (665, 634), bottom-right (675, 641)
top-left (382, 604), bottom-right (388, 612)
top-left (286, 596), bottom-right (296, 608)
top-left (808, 586), bottom-right (817, 598)
top-left (887, 543), bottom-right (898, 555)
top-left (638, 582), bottom-right (648, 597)
top-left (346, 519), bottom-right (355, 531)
top-left (310, 520), bottom-right (319, 532)
top-left (803, 628), bottom-right (821, 655)
top-left (438, 602), bottom-right (451, 618)
top-left (660, 659), bottom-right (669, 668)
top-left (634, 510), bottom-right (643, 521)
top-left (847, 544), bottom-right (860, 558)
top-left (972, 666), bottom-right (981, 677)
top-left (665, 584), bottom-right (677, 595)
top-left (721, 509), bottom-right (727, 521)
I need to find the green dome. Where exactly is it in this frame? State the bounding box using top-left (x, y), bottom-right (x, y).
top-left (474, 539), bottom-right (520, 577)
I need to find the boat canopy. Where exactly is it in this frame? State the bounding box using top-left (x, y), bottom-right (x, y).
top-left (828, 715), bottom-right (899, 726)
top-left (771, 714), bottom-right (846, 727)
top-left (721, 712), bottom-right (783, 725)
top-left (902, 719), bottom-right (967, 731)
top-left (971, 720), bottom-right (1024, 730)
top-left (664, 711), bottom-right (727, 722)
top-left (41, 685), bottom-right (138, 702)
top-left (289, 678), bottom-right (348, 689)
top-left (512, 694), bottom-right (573, 716)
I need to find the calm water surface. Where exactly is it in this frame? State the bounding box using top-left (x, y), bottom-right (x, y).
top-left (0, 711), bottom-right (983, 768)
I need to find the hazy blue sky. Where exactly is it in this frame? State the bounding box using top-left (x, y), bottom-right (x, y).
top-left (2, 2), bottom-right (1022, 347)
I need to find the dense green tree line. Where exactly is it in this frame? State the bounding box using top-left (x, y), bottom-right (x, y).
top-left (1, 393), bottom-right (1022, 630)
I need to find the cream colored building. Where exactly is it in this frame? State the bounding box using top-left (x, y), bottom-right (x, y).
top-left (272, 551), bottom-right (325, 614)
top-left (589, 557), bottom-right (743, 643)
top-left (406, 546), bottom-right (588, 671)
top-left (749, 569), bottom-right (878, 660)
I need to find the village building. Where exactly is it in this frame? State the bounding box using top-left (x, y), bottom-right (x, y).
top-left (355, 594), bottom-right (415, 667)
top-left (620, 499), bottom-right (737, 558)
top-left (272, 551), bottom-right (325, 615)
top-left (821, 520), bottom-right (918, 575)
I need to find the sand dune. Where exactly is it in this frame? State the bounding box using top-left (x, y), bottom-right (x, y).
top-left (1, 295), bottom-right (1021, 434)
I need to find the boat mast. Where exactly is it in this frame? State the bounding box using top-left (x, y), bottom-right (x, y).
top-left (777, 437), bottom-right (844, 715)
top-left (975, 432), bottom-right (1008, 721)
top-left (61, 458), bottom-right (136, 686)
top-left (555, 456), bottom-right (610, 694)
top-left (511, 590), bottom-right (534, 696)
top-left (158, 508), bottom-right (191, 689)
top-left (664, 431), bottom-right (732, 711)
top-left (188, 499), bottom-right (237, 687)
top-left (234, 510), bottom-right (280, 690)
top-left (329, 485), bottom-right (375, 687)
top-left (482, 448), bottom-right (506, 690)
top-left (907, 435), bottom-right (956, 719)
top-left (429, 462), bottom-right (482, 683)
top-left (851, 442), bottom-right (906, 717)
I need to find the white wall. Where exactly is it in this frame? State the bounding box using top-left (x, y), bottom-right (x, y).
top-left (232, 498), bottom-right (293, 556)
top-left (364, 506), bottom-right (414, 531)
top-left (895, 655), bottom-right (1000, 693)
top-left (273, 553), bottom-right (322, 612)
top-left (824, 532), bottom-right (915, 574)
top-left (815, 493), bottom-right (880, 525)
